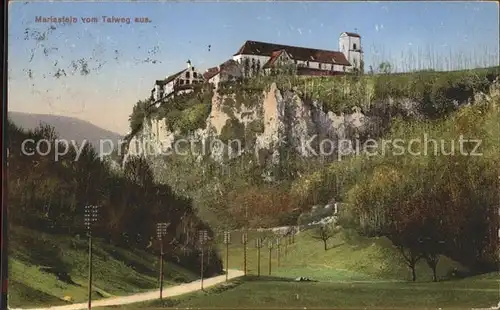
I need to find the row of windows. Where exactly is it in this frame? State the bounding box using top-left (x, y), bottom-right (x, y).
top-left (185, 71), bottom-right (198, 79)
top-left (178, 78), bottom-right (202, 86)
top-left (342, 43), bottom-right (358, 51)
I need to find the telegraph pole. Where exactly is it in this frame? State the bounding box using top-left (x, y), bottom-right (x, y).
top-left (84, 205), bottom-right (99, 310)
top-left (244, 199), bottom-right (249, 276)
top-left (241, 231), bottom-right (248, 275)
top-left (268, 240), bottom-right (274, 276)
top-left (284, 234), bottom-right (288, 257)
top-left (276, 237), bottom-right (281, 267)
top-left (156, 223), bottom-right (168, 300)
top-left (255, 237), bottom-right (263, 277)
top-left (198, 230), bottom-right (208, 290)
top-left (223, 231), bottom-right (231, 281)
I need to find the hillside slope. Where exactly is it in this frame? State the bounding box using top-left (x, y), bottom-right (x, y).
top-left (8, 112), bottom-right (123, 154)
top-left (8, 226), bottom-right (198, 309)
top-left (217, 228), bottom-right (468, 282)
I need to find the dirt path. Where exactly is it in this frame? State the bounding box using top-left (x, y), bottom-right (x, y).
top-left (16, 269), bottom-right (244, 310)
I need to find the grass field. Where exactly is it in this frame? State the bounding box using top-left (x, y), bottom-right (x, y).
top-left (99, 228), bottom-right (497, 309)
top-left (10, 225), bottom-right (499, 309)
top-left (8, 226), bottom-right (197, 308)
top-left (108, 274), bottom-right (499, 309)
top-left (213, 228), bottom-right (468, 282)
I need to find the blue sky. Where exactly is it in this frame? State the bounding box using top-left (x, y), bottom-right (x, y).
top-left (8, 1), bottom-right (499, 134)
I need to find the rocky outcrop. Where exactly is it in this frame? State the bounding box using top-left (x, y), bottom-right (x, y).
top-left (125, 82), bottom-right (374, 164)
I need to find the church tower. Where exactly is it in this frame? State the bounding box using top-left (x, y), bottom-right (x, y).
top-left (339, 32), bottom-right (363, 73)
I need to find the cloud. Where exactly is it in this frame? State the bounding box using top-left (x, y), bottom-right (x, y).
top-left (375, 24), bottom-right (384, 32)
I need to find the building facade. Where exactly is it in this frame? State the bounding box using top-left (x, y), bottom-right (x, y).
top-left (339, 32), bottom-right (363, 72)
top-left (151, 61), bottom-right (204, 102)
top-left (204, 59), bottom-right (243, 89)
top-left (232, 32), bottom-right (362, 76)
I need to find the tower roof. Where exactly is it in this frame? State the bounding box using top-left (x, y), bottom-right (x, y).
top-left (341, 32), bottom-right (361, 38)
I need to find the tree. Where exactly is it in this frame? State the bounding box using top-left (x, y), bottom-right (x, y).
top-left (251, 58), bottom-right (257, 76)
top-left (421, 236), bottom-right (444, 282)
top-left (243, 58), bottom-right (251, 78)
top-left (378, 62), bottom-right (392, 74)
top-left (312, 224), bottom-right (336, 251)
top-left (389, 219), bottom-right (425, 282)
top-left (255, 60), bottom-right (261, 76)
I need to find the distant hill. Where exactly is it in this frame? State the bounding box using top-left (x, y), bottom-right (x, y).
top-left (8, 111), bottom-right (124, 155)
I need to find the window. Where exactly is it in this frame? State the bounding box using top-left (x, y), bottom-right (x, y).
top-left (306, 61), bottom-right (310, 67)
top-left (318, 63), bottom-right (322, 69)
top-left (185, 79), bottom-right (190, 85)
top-left (353, 43), bottom-right (357, 50)
top-left (179, 79), bottom-right (184, 85)
top-left (193, 72), bottom-right (197, 78)
top-left (186, 72), bottom-right (190, 78)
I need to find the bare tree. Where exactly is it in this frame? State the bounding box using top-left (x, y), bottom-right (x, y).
top-left (312, 224), bottom-right (336, 251)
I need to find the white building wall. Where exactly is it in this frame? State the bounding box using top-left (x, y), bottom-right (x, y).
top-left (177, 67), bottom-right (204, 85)
top-left (154, 85), bottom-right (161, 101)
top-left (234, 52), bottom-right (350, 74)
top-left (333, 64), bottom-right (345, 72)
top-left (296, 60), bottom-right (346, 72)
top-left (339, 33), bottom-right (362, 72)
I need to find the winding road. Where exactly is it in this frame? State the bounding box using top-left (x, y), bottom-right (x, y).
top-left (15, 269), bottom-right (244, 310)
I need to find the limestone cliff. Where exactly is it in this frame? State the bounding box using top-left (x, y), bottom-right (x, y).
top-left (125, 82), bottom-right (372, 164)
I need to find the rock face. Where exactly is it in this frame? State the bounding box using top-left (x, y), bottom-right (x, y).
top-left (125, 82), bottom-right (372, 163)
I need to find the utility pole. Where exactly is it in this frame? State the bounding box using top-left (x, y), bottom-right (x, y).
top-left (276, 237), bottom-right (281, 267)
top-left (241, 231), bottom-right (248, 276)
top-left (156, 223), bottom-right (168, 300)
top-left (244, 197), bottom-right (249, 276)
top-left (84, 205), bottom-right (99, 310)
top-left (497, 175), bottom-right (500, 262)
top-left (268, 240), bottom-right (274, 276)
top-left (198, 230), bottom-right (208, 290)
top-left (286, 234), bottom-right (290, 256)
top-left (255, 237), bottom-right (263, 277)
top-left (223, 231), bottom-right (231, 281)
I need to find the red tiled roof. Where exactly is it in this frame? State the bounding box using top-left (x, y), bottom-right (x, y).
top-left (203, 67), bottom-right (219, 80)
top-left (234, 40), bottom-right (351, 66)
top-left (203, 59), bottom-right (241, 80)
top-left (262, 50), bottom-right (286, 69)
